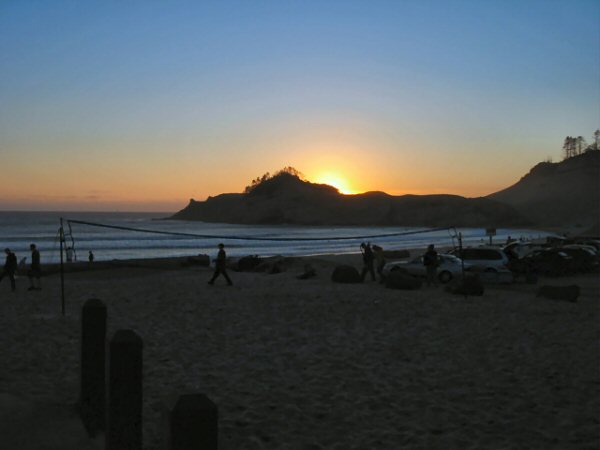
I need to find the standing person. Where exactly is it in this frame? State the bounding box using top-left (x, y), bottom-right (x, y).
top-left (372, 244), bottom-right (386, 282)
top-left (88, 250), bottom-right (94, 264)
top-left (423, 244), bottom-right (439, 287)
top-left (208, 243), bottom-right (232, 286)
top-left (360, 242), bottom-right (376, 282)
top-left (28, 243), bottom-right (42, 291)
top-left (0, 248), bottom-right (18, 292)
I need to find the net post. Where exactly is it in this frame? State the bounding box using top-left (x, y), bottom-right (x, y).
top-left (60, 217), bottom-right (65, 316)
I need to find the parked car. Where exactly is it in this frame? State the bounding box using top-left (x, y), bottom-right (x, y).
top-left (515, 248), bottom-right (574, 276)
top-left (503, 241), bottom-right (547, 259)
top-left (447, 246), bottom-right (510, 272)
top-left (568, 239), bottom-right (600, 252)
top-left (382, 253), bottom-right (470, 283)
top-left (555, 246), bottom-right (599, 272)
top-left (561, 244), bottom-right (598, 256)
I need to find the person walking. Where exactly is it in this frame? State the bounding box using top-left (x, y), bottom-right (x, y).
top-left (0, 248), bottom-right (18, 292)
top-left (423, 244), bottom-right (439, 287)
top-left (28, 243), bottom-right (42, 291)
top-left (208, 243), bottom-right (233, 286)
top-left (360, 242), bottom-right (376, 282)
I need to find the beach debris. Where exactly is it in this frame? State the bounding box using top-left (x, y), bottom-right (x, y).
top-left (536, 284), bottom-right (580, 302)
top-left (384, 271), bottom-right (422, 290)
top-left (331, 265), bottom-right (361, 283)
top-left (445, 273), bottom-right (484, 296)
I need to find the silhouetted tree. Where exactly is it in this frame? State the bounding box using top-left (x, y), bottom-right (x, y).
top-left (576, 136), bottom-right (586, 155)
top-left (274, 166), bottom-right (304, 179)
top-left (244, 167), bottom-right (304, 193)
top-left (563, 136), bottom-right (576, 159)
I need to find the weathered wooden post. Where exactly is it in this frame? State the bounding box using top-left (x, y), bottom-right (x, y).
top-left (80, 298), bottom-right (107, 435)
top-left (166, 393), bottom-right (218, 450)
top-left (106, 329), bottom-right (143, 450)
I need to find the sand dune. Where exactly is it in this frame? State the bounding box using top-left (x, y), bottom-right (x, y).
top-left (0, 257), bottom-right (598, 449)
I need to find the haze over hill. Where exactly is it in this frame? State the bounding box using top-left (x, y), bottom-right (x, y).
top-left (487, 151), bottom-right (599, 229)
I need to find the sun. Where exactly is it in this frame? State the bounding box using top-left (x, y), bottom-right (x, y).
top-left (313, 172), bottom-right (355, 195)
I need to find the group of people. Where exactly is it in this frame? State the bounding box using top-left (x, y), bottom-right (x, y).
top-left (1, 240), bottom-right (443, 291)
top-left (360, 241), bottom-right (441, 287)
top-left (0, 244), bottom-right (42, 292)
top-left (207, 241), bottom-right (441, 288)
top-left (359, 242), bottom-right (386, 282)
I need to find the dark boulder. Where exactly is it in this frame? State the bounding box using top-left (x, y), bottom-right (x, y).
top-left (536, 284), bottom-right (580, 303)
top-left (236, 255), bottom-right (262, 272)
top-left (331, 265), bottom-right (361, 283)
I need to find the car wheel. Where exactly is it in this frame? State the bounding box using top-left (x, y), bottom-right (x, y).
top-left (438, 271), bottom-right (452, 283)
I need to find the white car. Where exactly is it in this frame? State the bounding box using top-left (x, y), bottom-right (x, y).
top-left (382, 253), bottom-right (470, 284)
top-left (447, 246), bottom-right (510, 272)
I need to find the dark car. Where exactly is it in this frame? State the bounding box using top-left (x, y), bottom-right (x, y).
top-left (515, 248), bottom-right (574, 276)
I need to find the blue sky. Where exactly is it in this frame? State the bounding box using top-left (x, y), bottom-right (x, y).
top-left (1, 0), bottom-right (598, 210)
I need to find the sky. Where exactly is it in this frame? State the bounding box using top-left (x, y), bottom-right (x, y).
top-left (1, 0), bottom-right (598, 212)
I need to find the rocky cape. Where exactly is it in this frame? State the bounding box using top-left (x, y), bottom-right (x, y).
top-left (170, 173), bottom-right (527, 228)
top-left (170, 151), bottom-right (599, 228)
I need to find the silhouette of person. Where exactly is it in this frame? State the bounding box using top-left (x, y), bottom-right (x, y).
top-left (423, 244), bottom-right (439, 287)
top-left (372, 244), bottom-right (386, 281)
top-left (88, 250), bottom-right (94, 264)
top-left (28, 243), bottom-right (42, 291)
top-left (208, 243), bottom-right (232, 286)
top-left (360, 242), bottom-right (376, 282)
top-left (0, 248), bottom-right (18, 292)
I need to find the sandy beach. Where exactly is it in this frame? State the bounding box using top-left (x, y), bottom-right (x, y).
top-left (0, 254), bottom-right (598, 449)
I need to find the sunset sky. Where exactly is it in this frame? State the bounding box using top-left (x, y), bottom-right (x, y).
top-left (1, 1), bottom-right (598, 212)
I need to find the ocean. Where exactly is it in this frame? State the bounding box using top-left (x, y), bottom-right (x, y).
top-left (0, 211), bottom-right (553, 264)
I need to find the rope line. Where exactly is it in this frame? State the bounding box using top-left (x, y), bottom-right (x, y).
top-left (66, 219), bottom-right (454, 242)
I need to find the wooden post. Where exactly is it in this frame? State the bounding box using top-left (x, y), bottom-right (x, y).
top-left (106, 330), bottom-right (143, 450)
top-left (166, 394), bottom-right (218, 450)
top-left (80, 298), bottom-right (107, 435)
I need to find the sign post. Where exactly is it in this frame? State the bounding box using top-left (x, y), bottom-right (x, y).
top-left (485, 227), bottom-right (496, 246)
